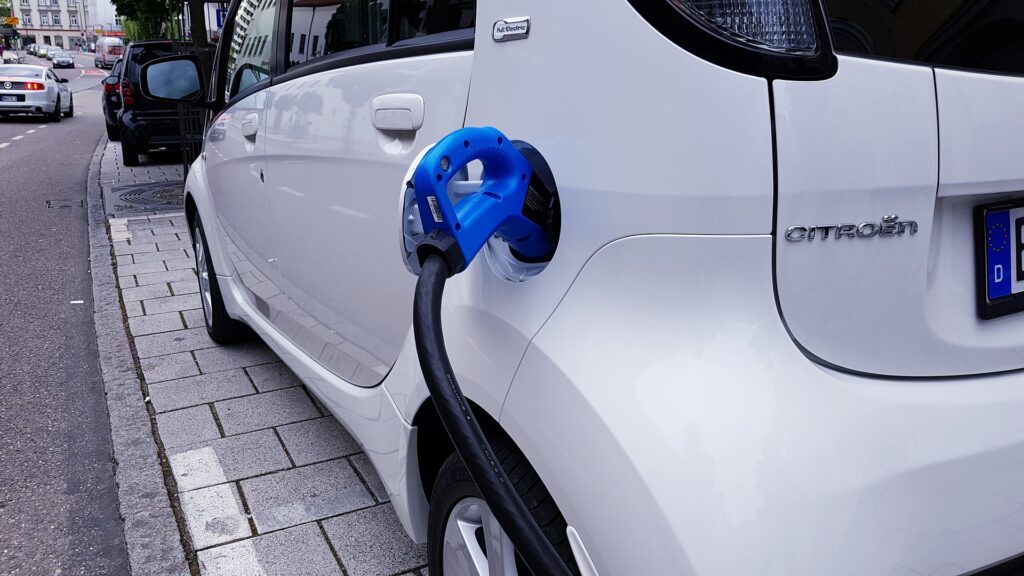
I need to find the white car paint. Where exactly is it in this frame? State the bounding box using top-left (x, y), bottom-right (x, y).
top-left (179, 0), bottom-right (1024, 573)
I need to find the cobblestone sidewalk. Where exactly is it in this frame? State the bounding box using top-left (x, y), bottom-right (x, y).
top-left (96, 141), bottom-right (428, 576)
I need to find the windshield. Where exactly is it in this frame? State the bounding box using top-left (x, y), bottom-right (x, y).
top-left (0, 66), bottom-right (43, 78)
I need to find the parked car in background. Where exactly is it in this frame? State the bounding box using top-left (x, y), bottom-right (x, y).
top-left (101, 58), bottom-right (123, 141)
top-left (45, 48), bottom-right (58, 61)
top-left (94, 37), bottom-right (124, 69)
top-left (0, 64), bottom-right (73, 121)
top-left (2, 51), bottom-right (23, 64)
top-left (51, 52), bottom-right (74, 68)
top-left (26, 44), bottom-right (36, 55)
top-left (117, 40), bottom-right (180, 166)
top-left (35, 45), bottom-right (49, 59)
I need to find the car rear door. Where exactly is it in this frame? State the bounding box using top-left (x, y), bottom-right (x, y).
top-left (261, 0), bottom-right (474, 387)
top-left (774, 0), bottom-right (1024, 378)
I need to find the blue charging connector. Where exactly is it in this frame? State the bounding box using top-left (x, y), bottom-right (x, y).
top-left (410, 126), bottom-right (555, 275)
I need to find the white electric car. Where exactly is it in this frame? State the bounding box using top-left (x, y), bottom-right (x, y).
top-left (0, 65), bottom-right (73, 121)
top-left (141, 0), bottom-right (1024, 573)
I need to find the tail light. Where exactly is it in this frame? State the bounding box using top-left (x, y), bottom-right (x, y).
top-left (627, 0), bottom-right (836, 79)
top-left (121, 80), bottom-right (135, 107)
top-left (103, 81), bottom-right (120, 94)
top-left (24, 82), bottom-right (44, 90)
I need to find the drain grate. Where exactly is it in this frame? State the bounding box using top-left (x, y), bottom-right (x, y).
top-left (106, 181), bottom-right (185, 215)
top-left (46, 199), bottom-right (85, 208)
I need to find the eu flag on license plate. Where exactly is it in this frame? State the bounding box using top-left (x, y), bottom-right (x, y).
top-left (986, 210), bottom-right (1012, 300)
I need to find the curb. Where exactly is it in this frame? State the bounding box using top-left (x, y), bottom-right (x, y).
top-left (86, 136), bottom-right (192, 576)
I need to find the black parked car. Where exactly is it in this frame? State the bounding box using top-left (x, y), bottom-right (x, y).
top-left (101, 58), bottom-right (123, 141)
top-left (118, 40), bottom-right (183, 166)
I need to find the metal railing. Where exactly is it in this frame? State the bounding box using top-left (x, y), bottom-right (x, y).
top-left (171, 40), bottom-right (215, 177)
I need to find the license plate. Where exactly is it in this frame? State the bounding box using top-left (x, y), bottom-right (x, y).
top-left (1, 95), bottom-right (17, 102)
top-left (975, 200), bottom-right (1024, 319)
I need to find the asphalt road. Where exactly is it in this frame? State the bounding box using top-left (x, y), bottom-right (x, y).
top-left (0, 57), bottom-right (130, 575)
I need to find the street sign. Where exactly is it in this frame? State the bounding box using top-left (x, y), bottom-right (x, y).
top-left (5, 17), bottom-right (21, 26)
top-left (216, 8), bottom-right (227, 29)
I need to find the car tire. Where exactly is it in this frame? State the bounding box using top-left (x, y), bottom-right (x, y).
top-left (193, 215), bottom-right (249, 344)
top-left (64, 95), bottom-right (74, 118)
top-left (427, 435), bottom-right (580, 576)
top-left (121, 140), bottom-right (140, 166)
top-left (49, 97), bottom-right (61, 122)
top-left (105, 123), bottom-right (120, 141)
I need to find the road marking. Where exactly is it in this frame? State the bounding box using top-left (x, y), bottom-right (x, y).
top-left (25, 129), bottom-right (35, 134)
top-left (70, 300), bottom-right (84, 304)
top-left (11, 135), bottom-right (23, 140)
top-left (0, 143), bottom-right (9, 149)
top-left (38, 125), bottom-right (47, 129)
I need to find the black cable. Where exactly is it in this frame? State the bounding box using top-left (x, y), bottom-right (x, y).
top-left (413, 254), bottom-right (572, 576)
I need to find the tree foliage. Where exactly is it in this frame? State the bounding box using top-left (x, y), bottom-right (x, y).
top-left (110, 0), bottom-right (172, 39)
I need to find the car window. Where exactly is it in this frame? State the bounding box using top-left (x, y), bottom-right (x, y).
top-left (287, 0), bottom-right (388, 68)
top-left (128, 45), bottom-right (173, 83)
top-left (224, 0), bottom-right (279, 100)
top-left (396, 0), bottom-right (474, 41)
top-left (825, 0), bottom-right (1024, 75)
top-left (0, 66), bottom-right (42, 78)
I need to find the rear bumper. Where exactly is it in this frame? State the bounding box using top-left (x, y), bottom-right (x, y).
top-left (119, 109), bottom-right (181, 149)
top-left (504, 234), bottom-right (1024, 576)
top-left (0, 92), bottom-right (53, 114)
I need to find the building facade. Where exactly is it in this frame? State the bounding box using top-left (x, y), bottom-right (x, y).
top-left (11, 0), bottom-right (120, 50)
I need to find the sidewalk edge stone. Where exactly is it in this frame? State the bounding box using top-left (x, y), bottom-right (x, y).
top-left (87, 136), bottom-right (193, 576)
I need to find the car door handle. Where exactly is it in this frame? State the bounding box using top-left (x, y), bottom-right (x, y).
top-left (372, 94), bottom-right (424, 132)
top-left (241, 113), bottom-right (260, 141)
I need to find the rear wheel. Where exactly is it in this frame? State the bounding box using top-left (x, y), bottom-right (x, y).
top-left (193, 215), bottom-right (249, 344)
top-left (428, 436), bottom-right (579, 576)
top-left (49, 97), bottom-right (61, 122)
top-left (121, 140), bottom-right (140, 166)
top-left (64, 95), bottom-right (74, 118)
top-left (105, 123), bottom-right (120, 141)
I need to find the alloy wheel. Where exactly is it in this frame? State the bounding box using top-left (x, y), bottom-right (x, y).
top-left (194, 226), bottom-right (213, 327)
top-left (442, 497), bottom-right (519, 576)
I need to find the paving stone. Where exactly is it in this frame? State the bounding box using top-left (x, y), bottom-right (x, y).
top-left (121, 282), bottom-right (172, 303)
top-left (131, 232), bottom-right (179, 245)
top-left (132, 249), bottom-right (191, 264)
top-left (117, 260), bottom-right (168, 277)
top-left (277, 417), bottom-right (360, 466)
top-left (143, 293), bottom-right (202, 315)
top-left (215, 388), bottom-right (319, 436)
top-left (134, 327), bottom-right (217, 358)
top-left (168, 429), bottom-right (290, 492)
top-left (198, 523), bottom-right (341, 576)
top-left (194, 343), bottom-right (278, 373)
top-left (240, 459), bottom-right (374, 533)
top-left (182, 308), bottom-right (206, 329)
top-left (158, 240), bottom-right (192, 252)
top-left (350, 453), bottom-right (389, 503)
top-left (246, 362), bottom-right (302, 393)
top-left (322, 505), bottom-right (426, 576)
top-left (156, 405), bottom-right (221, 449)
top-left (125, 300), bottom-right (144, 317)
top-left (113, 241), bottom-right (158, 255)
top-left (148, 369), bottom-right (256, 412)
top-left (170, 279), bottom-right (199, 295)
top-left (128, 311), bottom-right (185, 336)
top-left (116, 254), bottom-right (134, 266)
top-left (180, 484), bottom-right (251, 550)
top-left (134, 268), bottom-right (197, 286)
top-left (142, 351), bottom-right (200, 383)
top-left (166, 258), bottom-right (197, 271)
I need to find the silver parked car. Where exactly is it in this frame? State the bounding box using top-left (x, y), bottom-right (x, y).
top-left (0, 65), bottom-right (74, 121)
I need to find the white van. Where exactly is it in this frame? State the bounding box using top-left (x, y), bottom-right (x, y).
top-left (93, 37), bottom-right (124, 69)
top-left (141, 0), bottom-right (1024, 574)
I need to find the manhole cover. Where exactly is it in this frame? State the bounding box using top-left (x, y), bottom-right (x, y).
top-left (107, 181), bottom-right (185, 215)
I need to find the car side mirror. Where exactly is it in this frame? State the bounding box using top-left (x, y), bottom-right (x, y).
top-left (102, 76), bottom-right (119, 86)
top-left (140, 54), bottom-right (205, 105)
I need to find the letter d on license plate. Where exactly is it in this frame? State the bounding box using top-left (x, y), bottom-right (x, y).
top-left (975, 200), bottom-right (1024, 319)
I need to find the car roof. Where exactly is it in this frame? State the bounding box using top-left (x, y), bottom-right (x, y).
top-left (0, 64), bottom-right (46, 72)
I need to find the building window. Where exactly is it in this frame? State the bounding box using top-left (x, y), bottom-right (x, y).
top-left (69, 13), bottom-right (78, 26)
top-left (115, 16), bottom-right (122, 25)
top-left (68, 0), bottom-right (77, 5)
top-left (20, 0), bottom-right (28, 5)
top-left (40, 12), bottom-right (49, 25)
top-left (23, 13), bottom-right (31, 24)
top-left (52, 13), bottom-right (61, 26)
